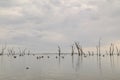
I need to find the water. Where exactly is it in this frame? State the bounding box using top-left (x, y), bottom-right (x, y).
top-left (0, 54), bottom-right (120, 80)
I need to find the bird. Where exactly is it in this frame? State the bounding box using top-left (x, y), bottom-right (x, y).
top-left (41, 56), bottom-right (44, 58)
top-left (62, 56), bottom-right (64, 59)
top-left (56, 56), bottom-right (58, 59)
top-left (14, 56), bottom-right (17, 58)
top-left (26, 67), bottom-right (29, 70)
top-left (47, 56), bottom-right (50, 58)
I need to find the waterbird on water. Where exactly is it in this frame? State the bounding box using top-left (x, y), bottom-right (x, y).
top-left (42, 56), bottom-right (44, 58)
top-left (62, 56), bottom-right (64, 59)
top-left (56, 56), bottom-right (58, 58)
top-left (14, 56), bottom-right (17, 58)
top-left (103, 55), bottom-right (105, 57)
top-left (26, 67), bottom-right (29, 70)
top-left (47, 56), bottom-right (50, 58)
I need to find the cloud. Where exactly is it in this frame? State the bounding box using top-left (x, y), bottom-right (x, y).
top-left (0, 0), bottom-right (120, 52)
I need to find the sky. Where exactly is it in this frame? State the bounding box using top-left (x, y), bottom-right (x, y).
top-left (0, 0), bottom-right (120, 53)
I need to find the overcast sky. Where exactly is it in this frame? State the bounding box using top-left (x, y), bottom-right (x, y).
top-left (0, 0), bottom-right (120, 53)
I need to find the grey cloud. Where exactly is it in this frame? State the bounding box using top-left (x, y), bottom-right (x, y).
top-left (0, 0), bottom-right (120, 52)
top-left (0, 0), bottom-right (16, 7)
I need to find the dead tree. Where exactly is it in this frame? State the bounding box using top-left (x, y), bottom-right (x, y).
top-left (116, 46), bottom-right (120, 56)
top-left (22, 48), bottom-right (26, 55)
top-left (8, 48), bottom-right (15, 55)
top-left (80, 46), bottom-right (84, 55)
top-left (75, 42), bottom-right (81, 56)
top-left (109, 45), bottom-right (112, 56)
top-left (71, 44), bottom-right (75, 56)
top-left (18, 48), bottom-right (26, 56)
top-left (0, 44), bottom-right (7, 55)
top-left (58, 46), bottom-right (61, 56)
top-left (98, 38), bottom-right (101, 56)
top-left (109, 43), bottom-right (114, 56)
top-left (96, 46), bottom-right (99, 56)
top-left (111, 43), bottom-right (114, 55)
top-left (27, 50), bottom-right (30, 55)
top-left (74, 42), bottom-right (84, 56)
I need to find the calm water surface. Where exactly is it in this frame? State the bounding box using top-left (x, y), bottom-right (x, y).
top-left (0, 54), bottom-right (120, 80)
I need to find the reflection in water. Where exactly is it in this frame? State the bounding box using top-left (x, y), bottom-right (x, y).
top-left (98, 56), bottom-right (102, 74)
top-left (0, 55), bottom-right (120, 80)
top-left (0, 56), bottom-right (5, 72)
top-left (110, 55), bottom-right (115, 72)
top-left (74, 55), bottom-right (83, 72)
top-left (58, 56), bottom-right (61, 65)
top-left (117, 55), bottom-right (120, 66)
top-left (75, 56), bottom-right (80, 71)
top-left (72, 56), bottom-right (74, 69)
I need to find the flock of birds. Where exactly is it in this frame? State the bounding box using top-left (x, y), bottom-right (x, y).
top-left (36, 55), bottom-right (64, 59)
